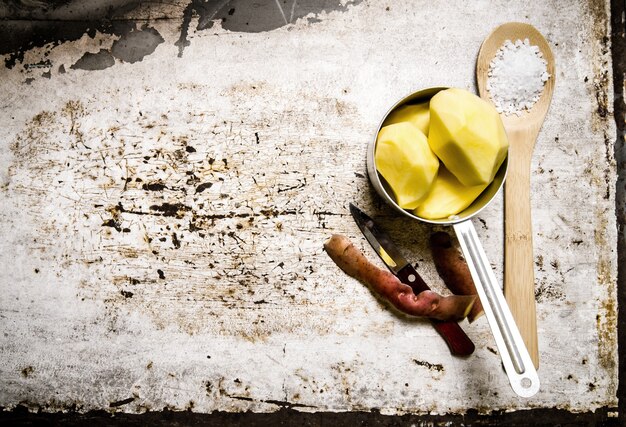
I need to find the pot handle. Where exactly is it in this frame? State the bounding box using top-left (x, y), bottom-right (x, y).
top-left (453, 220), bottom-right (540, 398)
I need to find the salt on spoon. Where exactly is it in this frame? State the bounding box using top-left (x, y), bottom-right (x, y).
top-left (486, 38), bottom-right (551, 116)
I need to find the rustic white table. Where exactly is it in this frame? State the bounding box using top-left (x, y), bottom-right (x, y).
top-left (0, 0), bottom-right (619, 417)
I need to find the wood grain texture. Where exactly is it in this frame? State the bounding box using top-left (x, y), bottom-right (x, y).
top-left (477, 22), bottom-right (557, 369)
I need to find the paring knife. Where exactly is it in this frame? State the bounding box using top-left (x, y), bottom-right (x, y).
top-left (350, 203), bottom-right (475, 356)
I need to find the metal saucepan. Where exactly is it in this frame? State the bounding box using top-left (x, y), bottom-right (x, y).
top-left (367, 87), bottom-right (540, 398)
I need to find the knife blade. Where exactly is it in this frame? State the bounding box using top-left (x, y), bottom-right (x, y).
top-left (349, 203), bottom-right (475, 356)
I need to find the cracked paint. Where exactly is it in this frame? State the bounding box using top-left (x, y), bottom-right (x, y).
top-left (0, 0), bottom-right (362, 72)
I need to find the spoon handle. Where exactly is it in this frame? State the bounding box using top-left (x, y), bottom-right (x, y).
top-left (453, 220), bottom-right (540, 397)
top-left (504, 129), bottom-right (539, 369)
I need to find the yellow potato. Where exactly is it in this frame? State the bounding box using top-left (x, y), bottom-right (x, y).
top-left (375, 122), bottom-right (439, 209)
top-left (383, 102), bottom-right (430, 136)
top-left (428, 88), bottom-right (508, 186)
top-left (415, 166), bottom-right (487, 220)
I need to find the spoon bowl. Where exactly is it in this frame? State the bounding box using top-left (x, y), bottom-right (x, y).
top-left (476, 22), bottom-right (556, 369)
top-left (477, 22), bottom-right (556, 130)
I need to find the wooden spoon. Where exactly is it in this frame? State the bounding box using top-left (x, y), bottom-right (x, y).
top-left (476, 22), bottom-right (555, 369)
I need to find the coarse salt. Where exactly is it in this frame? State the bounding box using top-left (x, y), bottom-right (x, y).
top-left (486, 38), bottom-right (550, 116)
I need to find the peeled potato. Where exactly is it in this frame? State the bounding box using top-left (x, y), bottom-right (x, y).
top-left (428, 88), bottom-right (508, 186)
top-left (383, 102), bottom-right (430, 136)
top-left (415, 166), bottom-right (487, 220)
top-left (375, 122), bottom-right (439, 209)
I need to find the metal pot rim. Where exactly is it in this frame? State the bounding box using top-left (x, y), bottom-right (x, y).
top-left (366, 86), bottom-right (508, 225)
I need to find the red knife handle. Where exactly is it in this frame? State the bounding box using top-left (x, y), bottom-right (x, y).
top-left (396, 264), bottom-right (475, 356)
top-left (430, 319), bottom-right (475, 356)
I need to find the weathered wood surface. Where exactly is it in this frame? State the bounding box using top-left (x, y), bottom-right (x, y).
top-left (0, 0), bottom-right (618, 415)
